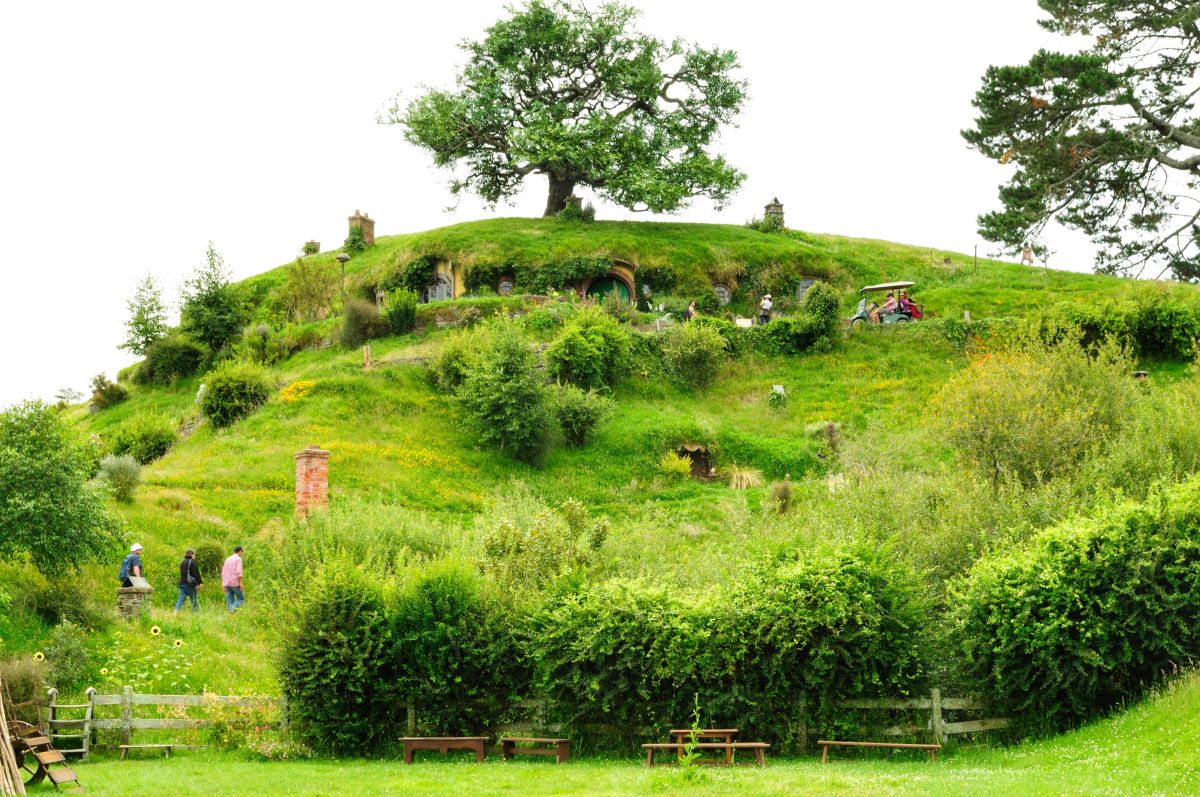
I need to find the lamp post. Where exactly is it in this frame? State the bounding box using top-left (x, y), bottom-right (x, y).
top-left (337, 253), bottom-right (350, 307)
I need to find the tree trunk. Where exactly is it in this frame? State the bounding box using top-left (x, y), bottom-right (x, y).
top-left (543, 174), bottom-right (577, 217)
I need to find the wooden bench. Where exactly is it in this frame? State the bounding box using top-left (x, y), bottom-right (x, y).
top-left (400, 736), bottom-right (488, 763)
top-left (641, 742), bottom-right (769, 767)
top-left (498, 736), bottom-right (571, 764)
top-left (119, 743), bottom-right (206, 759)
top-left (817, 739), bottom-right (941, 762)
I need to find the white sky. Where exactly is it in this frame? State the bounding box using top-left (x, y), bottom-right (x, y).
top-left (0, 1), bottom-right (1094, 407)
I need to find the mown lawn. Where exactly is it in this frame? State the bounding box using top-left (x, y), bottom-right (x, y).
top-left (38, 672), bottom-right (1200, 797)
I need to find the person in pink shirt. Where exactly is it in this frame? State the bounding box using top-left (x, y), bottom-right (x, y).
top-left (221, 545), bottom-right (245, 613)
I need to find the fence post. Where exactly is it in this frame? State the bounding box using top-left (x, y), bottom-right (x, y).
top-left (84, 687), bottom-right (96, 759)
top-left (930, 688), bottom-right (945, 745)
top-left (120, 685), bottom-right (133, 747)
top-left (406, 701), bottom-right (416, 737)
top-left (795, 696), bottom-right (808, 752)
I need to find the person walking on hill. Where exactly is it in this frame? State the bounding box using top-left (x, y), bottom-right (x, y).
top-left (119, 543), bottom-right (144, 587)
top-left (221, 545), bottom-right (245, 613)
top-left (174, 548), bottom-right (203, 613)
top-left (685, 300), bottom-right (697, 322)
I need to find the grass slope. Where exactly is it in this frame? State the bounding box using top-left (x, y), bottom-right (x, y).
top-left (56, 671), bottom-right (1200, 796)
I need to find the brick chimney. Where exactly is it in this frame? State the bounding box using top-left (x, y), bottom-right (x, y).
top-left (348, 210), bottom-right (375, 246)
top-left (764, 197), bottom-right (784, 227)
top-left (294, 446), bottom-right (331, 518)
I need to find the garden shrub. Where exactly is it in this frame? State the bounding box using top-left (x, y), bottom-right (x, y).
top-left (43, 620), bottom-right (90, 689)
top-left (527, 546), bottom-right (924, 748)
top-left (391, 559), bottom-right (526, 734)
top-left (135, 336), bottom-right (207, 385)
top-left (278, 257), bottom-right (336, 323)
top-left (98, 454), bottom-right (140, 502)
top-left (658, 451), bottom-right (692, 479)
top-left (553, 385), bottom-right (612, 446)
top-left (199, 361), bottom-right (271, 428)
top-left (29, 580), bottom-right (109, 629)
top-left (386, 288), bottom-right (419, 335)
top-left (800, 281), bottom-right (842, 337)
top-left (934, 336), bottom-right (1138, 486)
top-left (193, 543), bottom-right (225, 584)
top-left (546, 327), bottom-right (606, 390)
top-left (279, 563), bottom-right (398, 754)
top-left (457, 319), bottom-right (549, 462)
top-left (339, 299), bottom-right (390, 348)
top-left (1041, 293), bottom-right (1200, 361)
top-left (109, 414), bottom-right (176, 464)
top-left (343, 225), bottom-right (368, 253)
top-left (479, 489), bottom-right (607, 589)
top-left (88, 373), bottom-right (128, 411)
top-left (238, 323), bottom-right (288, 365)
top-left (950, 478), bottom-right (1200, 732)
top-left (429, 328), bottom-right (485, 392)
top-left (661, 323), bottom-right (728, 391)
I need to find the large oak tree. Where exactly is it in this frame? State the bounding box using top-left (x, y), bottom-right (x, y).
top-left (384, 1), bottom-right (747, 216)
top-left (965, 1), bottom-right (1200, 279)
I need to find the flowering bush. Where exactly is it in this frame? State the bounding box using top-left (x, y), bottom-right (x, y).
top-left (278, 380), bottom-right (316, 403)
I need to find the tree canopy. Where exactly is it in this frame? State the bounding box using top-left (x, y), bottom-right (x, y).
top-left (0, 400), bottom-right (123, 573)
top-left (181, 242), bottom-right (244, 350)
top-left (964, 1), bottom-right (1200, 279)
top-left (120, 274), bottom-right (169, 356)
top-left (385, 0), bottom-right (747, 216)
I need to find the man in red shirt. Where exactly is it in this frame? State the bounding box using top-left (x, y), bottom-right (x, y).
top-left (221, 546), bottom-right (245, 613)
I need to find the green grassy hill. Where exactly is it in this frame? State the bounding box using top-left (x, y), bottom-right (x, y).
top-left (3, 218), bottom-right (1200, 774)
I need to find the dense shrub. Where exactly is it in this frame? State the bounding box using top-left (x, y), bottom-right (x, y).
top-left (109, 414), bottom-right (176, 464)
top-left (199, 362), bottom-right (271, 428)
top-left (29, 580), bottom-right (110, 629)
top-left (553, 385), bottom-right (613, 446)
top-left (88, 373), bottom-right (128, 411)
top-left (386, 288), bottom-right (419, 335)
top-left (546, 328), bottom-right (606, 389)
top-left (280, 563), bottom-right (398, 754)
top-left (800, 281), bottom-right (842, 337)
top-left (528, 547), bottom-right (924, 748)
top-left (193, 543), bottom-right (225, 584)
top-left (238, 323), bottom-right (288, 365)
top-left (339, 299), bottom-right (391, 348)
top-left (934, 337), bottom-right (1138, 486)
top-left (98, 454), bottom-right (140, 502)
top-left (343, 225), bottom-right (368, 253)
top-left (457, 320), bottom-right (549, 462)
top-left (479, 492), bottom-right (607, 589)
top-left (390, 560), bottom-right (526, 734)
top-left (278, 257), bottom-right (336, 322)
top-left (43, 620), bottom-right (90, 689)
top-left (951, 479), bottom-right (1200, 732)
top-left (135, 336), bottom-right (207, 385)
top-left (661, 323), bottom-right (728, 390)
top-left (1042, 292), bottom-right (1200, 360)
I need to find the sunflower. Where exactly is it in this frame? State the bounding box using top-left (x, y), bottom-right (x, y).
top-left (150, 626), bottom-right (162, 636)
top-left (174, 639), bottom-right (184, 648)
top-left (100, 668), bottom-right (109, 676)
top-left (32, 652), bottom-right (45, 662)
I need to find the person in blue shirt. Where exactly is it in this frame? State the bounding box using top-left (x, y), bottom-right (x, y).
top-left (119, 543), bottom-right (144, 587)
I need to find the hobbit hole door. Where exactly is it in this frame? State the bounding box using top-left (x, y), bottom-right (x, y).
top-left (427, 274), bottom-right (453, 302)
top-left (586, 276), bottom-right (630, 302)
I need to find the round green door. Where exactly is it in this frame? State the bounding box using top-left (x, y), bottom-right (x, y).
top-left (587, 277), bottom-right (630, 302)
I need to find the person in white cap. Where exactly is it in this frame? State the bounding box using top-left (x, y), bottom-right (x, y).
top-left (759, 294), bottom-right (773, 325)
top-left (119, 543), bottom-right (144, 587)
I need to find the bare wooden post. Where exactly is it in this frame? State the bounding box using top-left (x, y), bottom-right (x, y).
top-left (279, 694), bottom-right (289, 738)
top-left (963, 310), bottom-right (971, 323)
top-left (406, 701), bottom-right (416, 737)
top-left (363, 344), bottom-right (372, 370)
top-left (930, 688), bottom-right (945, 745)
top-left (83, 687), bottom-right (96, 759)
top-left (120, 685), bottom-right (133, 747)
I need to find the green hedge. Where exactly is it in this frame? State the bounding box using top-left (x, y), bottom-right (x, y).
top-left (950, 479), bottom-right (1200, 732)
top-left (528, 547), bottom-right (925, 750)
top-left (1041, 293), bottom-right (1200, 360)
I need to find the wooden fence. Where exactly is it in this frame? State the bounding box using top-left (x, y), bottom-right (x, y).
top-left (45, 687), bottom-right (280, 759)
top-left (839, 688), bottom-right (1010, 744)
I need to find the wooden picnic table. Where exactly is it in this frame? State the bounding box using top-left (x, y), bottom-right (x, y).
top-left (668, 729), bottom-right (738, 764)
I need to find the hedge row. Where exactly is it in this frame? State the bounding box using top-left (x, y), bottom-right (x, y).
top-left (280, 546), bottom-right (925, 754)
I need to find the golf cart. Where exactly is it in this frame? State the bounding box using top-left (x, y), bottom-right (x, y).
top-left (850, 281), bottom-right (923, 326)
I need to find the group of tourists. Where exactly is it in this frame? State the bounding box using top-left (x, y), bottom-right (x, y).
top-left (867, 290), bottom-right (922, 322)
top-left (681, 294), bottom-right (775, 325)
top-left (118, 543), bottom-right (246, 614)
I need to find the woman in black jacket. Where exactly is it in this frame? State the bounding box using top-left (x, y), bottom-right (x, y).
top-left (174, 548), bottom-right (203, 612)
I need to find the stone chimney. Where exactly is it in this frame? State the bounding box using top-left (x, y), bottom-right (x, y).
top-left (294, 445), bottom-right (331, 518)
top-left (348, 210), bottom-right (375, 246)
top-left (764, 197), bottom-right (784, 227)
